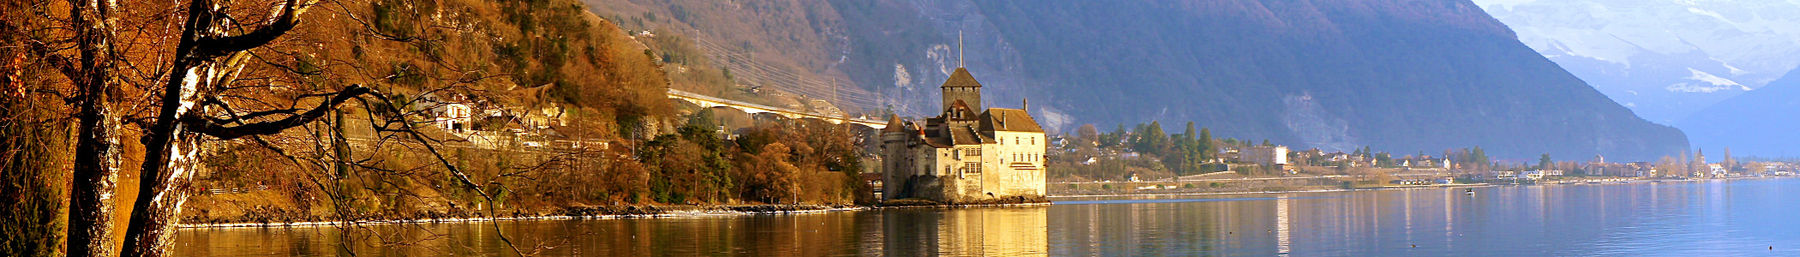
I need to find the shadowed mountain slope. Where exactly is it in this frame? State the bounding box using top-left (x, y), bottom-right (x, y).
top-left (585, 0), bottom-right (1688, 160)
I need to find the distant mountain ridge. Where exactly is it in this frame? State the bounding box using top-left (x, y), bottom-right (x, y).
top-left (1474, 0), bottom-right (1800, 124)
top-left (585, 0), bottom-right (1689, 160)
top-left (1679, 67), bottom-right (1800, 157)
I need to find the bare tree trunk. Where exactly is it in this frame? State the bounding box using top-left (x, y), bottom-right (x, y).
top-left (119, 36), bottom-right (215, 257)
top-left (119, 27), bottom-right (217, 257)
top-left (118, 131), bottom-right (201, 257)
top-left (121, 0), bottom-right (313, 255)
top-left (66, 0), bottom-right (120, 256)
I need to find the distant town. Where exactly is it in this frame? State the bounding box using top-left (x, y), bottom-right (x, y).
top-left (1042, 128), bottom-right (1800, 195)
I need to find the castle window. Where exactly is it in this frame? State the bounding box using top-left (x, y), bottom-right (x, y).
top-left (964, 162), bottom-right (982, 174)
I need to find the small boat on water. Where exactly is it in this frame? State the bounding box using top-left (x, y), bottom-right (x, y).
top-left (1464, 188), bottom-right (1475, 196)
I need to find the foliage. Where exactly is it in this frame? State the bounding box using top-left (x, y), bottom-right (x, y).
top-left (632, 113), bottom-right (866, 205)
top-left (1539, 154), bottom-right (1554, 171)
top-left (1051, 120), bottom-right (1238, 180)
top-left (0, 80), bottom-right (71, 257)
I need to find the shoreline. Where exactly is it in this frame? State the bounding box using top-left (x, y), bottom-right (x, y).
top-left (178, 205), bottom-right (869, 230)
top-left (181, 176), bottom-right (1791, 229)
top-left (1047, 183), bottom-right (1492, 199)
top-left (177, 202), bottom-right (1055, 230)
top-left (1050, 175), bottom-right (1794, 199)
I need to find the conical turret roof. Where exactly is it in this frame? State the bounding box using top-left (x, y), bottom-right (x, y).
top-left (882, 114), bottom-right (906, 133)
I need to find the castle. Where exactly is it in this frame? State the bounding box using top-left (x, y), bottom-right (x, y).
top-left (879, 66), bottom-right (1046, 203)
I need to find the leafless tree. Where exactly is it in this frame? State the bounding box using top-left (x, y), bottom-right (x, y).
top-left (4, 0), bottom-right (128, 255)
top-left (5, 0), bottom-right (536, 254)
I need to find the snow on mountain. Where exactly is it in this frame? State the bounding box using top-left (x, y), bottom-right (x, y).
top-left (1668, 68), bottom-right (1751, 93)
top-left (1678, 67), bottom-right (1800, 157)
top-left (1474, 0), bottom-right (1800, 123)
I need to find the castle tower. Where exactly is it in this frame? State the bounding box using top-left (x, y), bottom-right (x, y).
top-left (941, 32), bottom-right (981, 111)
top-left (941, 68), bottom-right (982, 111)
top-left (1696, 149), bottom-right (1706, 165)
top-left (879, 115), bottom-right (909, 198)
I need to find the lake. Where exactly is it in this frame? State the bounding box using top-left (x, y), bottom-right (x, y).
top-left (176, 178), bottom-right (1800, 256)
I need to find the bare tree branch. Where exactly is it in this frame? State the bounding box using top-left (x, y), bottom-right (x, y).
top-left (0, 21), bottom-right (83, 86)
top-left (190, 0), bottom-right (314, 60)
top-left (184, 84), bottom-right (370, 139)
top-left (366, 92), bottom-right (530, 256)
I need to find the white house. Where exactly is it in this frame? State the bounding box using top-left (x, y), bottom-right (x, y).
top-left (1241, 146), bottom-right (1288, 166)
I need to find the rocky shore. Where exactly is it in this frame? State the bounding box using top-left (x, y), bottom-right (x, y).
top-left (179, 198), bottom-right (1060, 229)
top-left (178, 204), bottom-right (869, 229)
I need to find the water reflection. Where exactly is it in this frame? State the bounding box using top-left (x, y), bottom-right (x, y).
top-left (180, 179), bottom-right (1800, 256)
top-left (1275, 195), bottom-right (1290, 255)
top-left (1045, 179), bottom-right (1800, 256)
top-left (882, 207), bottom-right (1049, 256)
top-left (177, 206), bottom-right (1050, 256)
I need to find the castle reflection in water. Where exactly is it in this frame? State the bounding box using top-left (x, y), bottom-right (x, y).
top-left (880, 206), bottom-right (1049, 256)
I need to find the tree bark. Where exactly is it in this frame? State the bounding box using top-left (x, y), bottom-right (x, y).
top-left (66, 0), bottom-right (121, 256)
top-left (121, 0), bottom-right (313, 255)
top-left (119, 28), bottom-right (217, 257)
top-left (117, 0), bottom-right (221, 254)
top-left (119, 41), bottom-right (213, 257)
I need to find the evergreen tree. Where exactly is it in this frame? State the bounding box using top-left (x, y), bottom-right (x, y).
top-left (1133, 121), bottom-right (1170, 156)
top-left (1100, 124), bottom-right (1127, 148)
top-left (1177, 122), bottom-right (1200, 174)
top-left (1539, 153), bottom-right (1553, 171)
top-left (1183, 122), bottom-right (1197, 145)
top-left (1723, 147), bottom-right (1735, 171)
top-left (1197, 128), bottom-right (1214, 161)
top-left (1471, 146), bottom-right (1488, 169)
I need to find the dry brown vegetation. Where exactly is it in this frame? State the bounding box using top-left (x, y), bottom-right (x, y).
top-left (3, 0), bottom-right (871, 255)
top-left (584, 0), bottom-right (879, 113)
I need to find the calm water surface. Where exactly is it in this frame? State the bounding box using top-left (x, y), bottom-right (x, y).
top-left (177, 178), bottom-right (1800, 256)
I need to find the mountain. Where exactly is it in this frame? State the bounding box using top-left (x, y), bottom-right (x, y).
top-left (584, 0), bottom-right (1689, 161)
top-left (1473, 0), bottom-right (1800, 124)
top-left (1679, 67), bottom-right (1800, 157)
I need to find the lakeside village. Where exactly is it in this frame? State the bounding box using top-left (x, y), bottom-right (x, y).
top-left (1048, 139), bottom-right (1800, 195)
top-left (375, 64), bottom-right (1800, 203)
